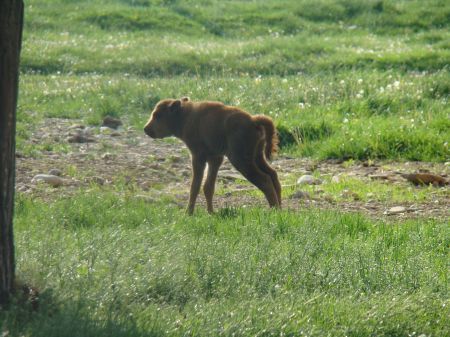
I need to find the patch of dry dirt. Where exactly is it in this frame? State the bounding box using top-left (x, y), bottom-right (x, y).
top-left (16, 118), bottom-right (449, 221)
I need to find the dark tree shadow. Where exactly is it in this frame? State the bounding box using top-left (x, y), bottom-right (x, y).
top-left (1, 289), bottom-right (163, 337)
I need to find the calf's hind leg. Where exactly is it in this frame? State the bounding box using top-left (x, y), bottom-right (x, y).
top-left (227, 151), bottom-right (279, 208)
top-left (255, 148), bottom-right (281, 207)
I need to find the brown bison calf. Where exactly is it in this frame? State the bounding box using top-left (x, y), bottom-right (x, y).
top-left (144, 97), bottom-right (281, 214)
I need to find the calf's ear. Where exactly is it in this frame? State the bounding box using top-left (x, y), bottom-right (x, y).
top-left (169, 99), bottom-right (181, 112)
top-left (180, 97), bottom-right (190, 102)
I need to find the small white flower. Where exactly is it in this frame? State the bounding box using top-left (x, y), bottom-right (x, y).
top-left (357, 79), bottom-right (363, 84)
top-left (299, 102), bottom-right (305, 109)
top-left (394, 80), bottom-right (400, 88)
top-left (379, 87), bottom-right (385, 93)
top-left (340, 80), bottom-right (345, 85)
top-left (343, 118), bottom-right (349, 123)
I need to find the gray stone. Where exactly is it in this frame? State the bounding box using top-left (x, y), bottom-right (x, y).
top-left (102, 116), bottom-right (122, 129)
top-left (67, 133), bottom-right (95, 143)
top-left (386, 206), bottom-right (407, 215)
top-left (85, 176), bottom-right (105, 185)
top-left (100, 126), bottom-right (113, 134)
top-left (68, 124), bottom-right (85, 130)
top-left (290, 191), bottom-right (311, 200)
top-left (31, 174), bottom-right (64, 187)
top-left (341, 189), bottom-right (361, 200)
top-left (48, 168), bottom-right (62, 176)
top-left (297, 175), bottom-right (321, 185)
top-left (101, 152), bottom-right (115, 160)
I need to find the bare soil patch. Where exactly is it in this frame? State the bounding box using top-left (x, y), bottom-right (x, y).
top-left (16, 118), bottom-right (449, 220)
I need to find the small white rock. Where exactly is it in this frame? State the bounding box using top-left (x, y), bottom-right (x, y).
top-left (297, 175), bottom-right (316, 185)
top-left (331, 175), bottom-right (340, 183)
top-left (386, 206), bottom-right (406, 215)
top-left (31, 174), bottom-right (64, 187)
top-left (100, 126), bottom-right (113, 134)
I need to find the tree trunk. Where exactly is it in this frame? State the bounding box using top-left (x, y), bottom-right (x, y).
top-left (0, 0), bottom-right (24, 306)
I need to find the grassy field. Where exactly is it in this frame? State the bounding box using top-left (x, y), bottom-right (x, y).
top-left (5, 191), bottom-right (450, 336)
top-left (18, 0), bottom-right (449, 161)
top-left (4, 0), bottom-right (450, 336)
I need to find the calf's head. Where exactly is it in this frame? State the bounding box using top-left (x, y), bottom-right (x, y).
top-left (144, 98), bottom-right (187, 138)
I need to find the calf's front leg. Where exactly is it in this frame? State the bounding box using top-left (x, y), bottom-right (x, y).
top-left (187, 155), bottom-right (206, 215)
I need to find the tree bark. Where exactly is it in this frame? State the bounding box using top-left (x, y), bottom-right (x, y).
top-left (0, 0), bottom-right (24, 306)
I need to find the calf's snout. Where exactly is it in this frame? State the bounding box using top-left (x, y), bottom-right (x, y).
top-left (144, 125), bottom-right (155, 138)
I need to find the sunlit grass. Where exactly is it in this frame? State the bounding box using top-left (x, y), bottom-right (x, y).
top-left (18, 70), bottom-right (449, 161)
top-left (6, 1), bottom-right (450, 335)
top-left (4, 190), bottom-right (448, 336)
top-left (17, 0), bottom-right (450, 161)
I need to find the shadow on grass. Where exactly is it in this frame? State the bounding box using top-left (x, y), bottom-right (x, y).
top-left (1, 290), bottom-right (161, 337)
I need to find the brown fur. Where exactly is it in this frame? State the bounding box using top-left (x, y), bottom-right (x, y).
top-left (144, 98), bottom-right (281, 214)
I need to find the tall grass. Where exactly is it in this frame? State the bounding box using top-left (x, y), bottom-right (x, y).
top-left (18, 0), bottom-right (450, 161)
top-left (2, 190), bottom-right (448, 336)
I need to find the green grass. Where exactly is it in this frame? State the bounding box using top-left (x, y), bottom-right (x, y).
top-left (6, 1), bottom-right (450, 335)
top-left (2, 190), bottom-right (449, 336)
top-left (17, 0), bottom-right (450, 161)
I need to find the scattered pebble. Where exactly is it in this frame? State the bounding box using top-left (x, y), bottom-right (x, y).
top-left (101, 152), bottom-right (115, 160)
top-left (100, 126), bottom-right (113, 134)
top-left (16, 184), bottom-right (30, 192)
top-left (102, 116), bottom-right (122, 129)
top-left (67, 133), bottom-right (95, 143)
top-left (168, 156), bottom-right (184, 163)
top-left (48, 168), bottom-right (62, 176)
top-left (68, 124), bottom-right (85, 130)
top-left (331, 175), bottom-right (340, 183)
top-left (385, 206), bottom-right (407, 215)
top-left (31, 174), bottom-right (64, 187)
top-left (341, 189), bottom-right (361, 200)
top-left (85, 176), bottom-right (105, 185)
top-left (140, 181), bottom-right (152, 191)
top-left (323, 195), bottom-right (335, 203)
top-left (290, 191), bottom-right (311, 200)
top-left (297, 175), bottom-right (321, 185)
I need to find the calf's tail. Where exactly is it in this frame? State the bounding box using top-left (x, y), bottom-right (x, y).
top-left (253, 115), bottom-right (278, 160)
